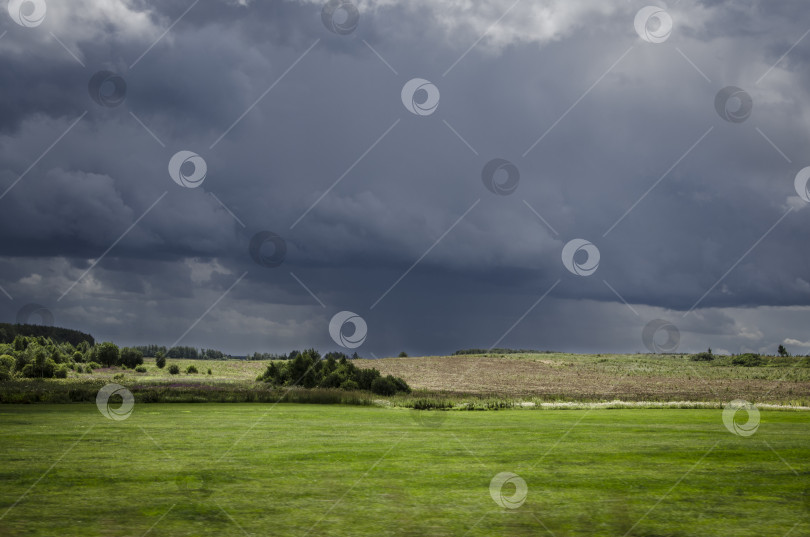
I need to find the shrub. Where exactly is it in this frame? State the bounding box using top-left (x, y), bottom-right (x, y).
top-left (155, 354), bottom-right (166, 369)
top-left (120, 348), bottom-right (144, 369)
top-left (387, 375), bottom-right (411, 394)
top-left (75, 364), bottom-right (84, 373)
top-left (0, 365), bottom-right (10, 381)
top-left (85, 361), bottom-right (100, 372)
top-left (135, 365), bottom-right (147, 373)
top-left (690, 352), bottom-right (714, 362)
top-left (0, 354), bottom-right (15, 372)
top-left (186, 365), bottom-right (198, 374)
top-left (168, 364), bottom-right (180, 375)
top-left (732, 353), bottom-right (763, 367)
top-left (207, 368), bottom-right (212, 375)
top-left (319, 372), bottom-right (342, 389)
top-left (54, 365), bottom-right (68, 379)
top-left (72, 351), bottom-right (84, 363)
top-left (398, 351), bottom-right (408, 357)
top-left (340, 379), bottom-right (359, 391)
top-left (370, 377), bottom-right (399, 396)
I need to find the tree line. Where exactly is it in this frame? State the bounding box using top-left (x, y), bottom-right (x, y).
top-left (0, 335), bottom-right (144, 380)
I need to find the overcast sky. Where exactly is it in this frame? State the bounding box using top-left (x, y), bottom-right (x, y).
top-left (1, 0), bottom-right (809, 357)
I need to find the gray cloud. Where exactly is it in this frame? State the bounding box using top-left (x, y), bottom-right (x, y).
top-left (1, 0), bottom-right (809, 356)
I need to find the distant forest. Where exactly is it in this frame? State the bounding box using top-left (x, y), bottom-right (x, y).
top-left (0, 323), bottom-right (95, 347)
top-left (132, 345), bottom-right (357, 361)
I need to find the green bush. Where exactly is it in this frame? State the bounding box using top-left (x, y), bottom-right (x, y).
top-left (186, 365), bottom-right (198, 374)
top-left (690, 352), bottom-right (714, 362)
top-left (398, 351), bottom-right (408, 357)
top-left (85, 361), bottom-right (100, 372)
top-left (388, 375), bottom-right (411, 394)
top-left (72, 351), bottom-right (84, 363)
top-left (155, 354), bottom-right (166, 369)
top-left (168, 364), bottom-right (180, 375)
top-left (340, 379), bottom-right (359, 391)
top-left (370, 376), bottom-right (398, 396)
top-left (0, 354), bottom-right (15, 371)
top-left (54, 365), bottom-right (68, 379)
top-left (207, 368), bottom-right (212, 375)
top-left (319, 372), bottom-right (342, 389)
top-left (135, 365), bottom-right (147, 373)
top-left (22, 355), bottom-right (57, 378)
top-left (0, 365), bottom-right (10, 381)
top-left (731, 353), bottom-right (763, 367)
top-left (75, 364), bottom-right (84, 373)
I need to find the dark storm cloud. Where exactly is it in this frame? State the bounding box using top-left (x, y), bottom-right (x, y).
top-left (1, 0), bottom-right (809, 355)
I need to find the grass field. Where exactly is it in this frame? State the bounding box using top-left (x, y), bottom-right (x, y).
top-left (0, 404), bottom-right (808, 536)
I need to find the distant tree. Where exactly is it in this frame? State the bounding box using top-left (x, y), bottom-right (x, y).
top-left (168, 364), bottom-right (180, 375)
top-left (398, 351), bottom-right (408, 357)
top-left (155, 351), bottom-right (166, 369)
top-left (778, 344), bottom-right (789, 357)
top-left (22, 348), bottom-right (55, 378)
top-left (94, 342), bottom-right (120, 367)
top-left (120, 348), bottom-right (144, 369)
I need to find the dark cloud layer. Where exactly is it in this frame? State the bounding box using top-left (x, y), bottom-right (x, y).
top-left (1, 0), bottom-right (809, 356)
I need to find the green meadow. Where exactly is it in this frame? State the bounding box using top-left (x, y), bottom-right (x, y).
top-left (0, 404), bottom-right (807, 536)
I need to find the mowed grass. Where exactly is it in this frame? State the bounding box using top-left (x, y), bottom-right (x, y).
top-left (0, 404), bottom-right (808, 536)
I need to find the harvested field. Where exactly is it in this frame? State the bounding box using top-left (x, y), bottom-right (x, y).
top-left (357, 353), bottom-right (810, 404)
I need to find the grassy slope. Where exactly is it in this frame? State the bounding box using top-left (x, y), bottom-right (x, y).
top-left (0, 404), bottom-right (807, 537)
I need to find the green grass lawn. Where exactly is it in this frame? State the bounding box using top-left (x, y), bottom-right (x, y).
top-left (0, 404), bottom-right (807, 536)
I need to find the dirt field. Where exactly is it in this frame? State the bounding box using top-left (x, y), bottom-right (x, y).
top-left (356, 353), bottom-right (810, 403)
